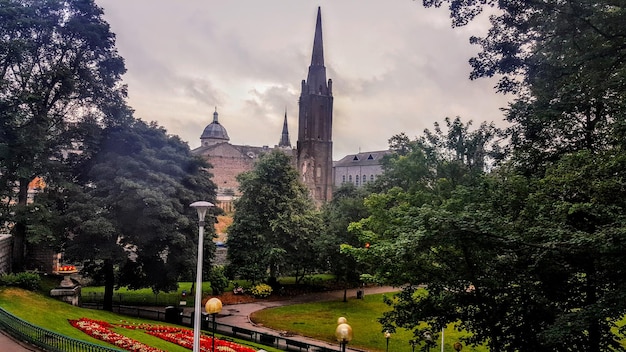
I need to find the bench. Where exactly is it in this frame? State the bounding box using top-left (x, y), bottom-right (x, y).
top-left (313, 348), bottom-right (335, 352)
top-left (285, 339), bottom-right (309, 351)
top-left (259, 333), bottom-right (276, 345)
top-left (231, 326), bottom-right (255, 339)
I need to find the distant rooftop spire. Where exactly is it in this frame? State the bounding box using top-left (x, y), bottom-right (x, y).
top-left (278, 109), bottom-right (291, 148)
top-left (213, 107), bottom-right (219, 123)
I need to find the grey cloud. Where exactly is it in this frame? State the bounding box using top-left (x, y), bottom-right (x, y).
top-left (95, 0), bottom-right (512, 159)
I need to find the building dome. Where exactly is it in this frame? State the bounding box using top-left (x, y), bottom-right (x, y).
top-left (200, 109), bottom-right (230, 146)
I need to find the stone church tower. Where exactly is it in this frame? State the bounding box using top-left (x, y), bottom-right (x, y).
top-left (297, 7), bottom-right (333, 204)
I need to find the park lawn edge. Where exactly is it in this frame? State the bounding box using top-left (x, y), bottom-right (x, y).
top-left (0, 287), bottom-right (280, 352)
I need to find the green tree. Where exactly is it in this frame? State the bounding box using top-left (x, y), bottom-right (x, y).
top-left (423, 0), bottom-right (626, 173)
top-left (344, 120), bottom-right (529, 350)
top-left (318, 183), bottom-right (370, 292)
top-left (207, 265), bottom-right (229, 295)
top-left (0, 0), bottom-right (129, 270)
top-left (226, 150), bottom-right (321, 284)
top-left (348, 138), bottom-right (626, 350)
top-left (61, 120), bottom-right (216, 311)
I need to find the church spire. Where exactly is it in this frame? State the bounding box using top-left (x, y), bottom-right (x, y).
top-left (306, 6), bottom-right (328, 95)
top-left (297, 7), bottom-right (334, 205)
top-left (310, 7), bottom-right (324, 67)
top-left (278, 109), bottom-right (291, 148)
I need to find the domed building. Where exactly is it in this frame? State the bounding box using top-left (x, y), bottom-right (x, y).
top-left (192, 7), bottom-right (333, 209)
top-left (200, 109), bottom-right (230, 147)
top-left (192, 108), bottom-right (295, 212)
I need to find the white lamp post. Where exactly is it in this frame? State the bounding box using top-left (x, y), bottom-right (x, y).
top-left (190, 201), bottom-right (214, 352)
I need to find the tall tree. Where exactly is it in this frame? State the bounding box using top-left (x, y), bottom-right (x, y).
top-left (226, 150), bottom-right (321, 284)
top-left (318, 183), bottom-right (370, 288)
top-left (352, 150), bottom-right (626, 351)
top-left (0, 0), bottom-right (129, 270)
top-left (422, 0), bottom-right (626, 173)
top-left (61, 120), bottom-right (216, 311)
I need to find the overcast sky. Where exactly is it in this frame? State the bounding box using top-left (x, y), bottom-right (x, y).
top-left (95, 0), bottom-right (513, 159)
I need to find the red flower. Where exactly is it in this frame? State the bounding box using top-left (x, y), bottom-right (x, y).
top-left (69, 318), bottom-right (257, 352)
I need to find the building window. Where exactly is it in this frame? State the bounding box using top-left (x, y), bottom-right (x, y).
top-left (356, 176), bottom-right (359, 186)
top-left (370, 175), bottom-right (375, 182)
top-left (349, 175), bottom-right (352, 183)
top-left (342, 175), bottom-right (346, 183)
top-left (362, 175), bottom-right (367, 183)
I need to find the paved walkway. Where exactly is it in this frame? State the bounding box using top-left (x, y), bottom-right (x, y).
top-left (185, 285), bottom-right (399, 352)
top-left (0, 329), bottom-right (41, 352)
top-left (0, 286), bottom-right (397, 352)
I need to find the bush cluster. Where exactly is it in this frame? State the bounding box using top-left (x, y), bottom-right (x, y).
top-left (0, 272), bottom-right (41, 291)
top-left (249, 283), bottom-right (273, 298)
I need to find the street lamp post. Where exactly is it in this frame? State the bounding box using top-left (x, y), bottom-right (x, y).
top-left (423, 331), bottom-right (433, 352)
top-left (190, 201), bottom-right (214, 352)
top-left (205, 297), bottom-right (222, 352)
top-left (335, 318), bottom-right (353, 352)
top-left (384, 330), bottom-right (391, 352)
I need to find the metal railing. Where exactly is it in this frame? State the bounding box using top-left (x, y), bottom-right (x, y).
top-left (0, 307), bottom-right (123, 352)
top-left (84, 302), bottom-right (359, 352)
top-left (1, 300), bottom-right (359, 352)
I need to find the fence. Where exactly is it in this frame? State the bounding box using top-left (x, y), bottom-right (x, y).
top-left (0, 301), bottom-right (351, 352)
top-left (0, 307), bottom-right (124, 352)
top-left (84, 302), bottom-right (344, 352)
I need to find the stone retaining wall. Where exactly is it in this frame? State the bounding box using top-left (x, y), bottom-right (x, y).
top-left (0, 234), bottom-right (12, 274)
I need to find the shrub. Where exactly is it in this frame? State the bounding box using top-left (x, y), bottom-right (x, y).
top-left (207, 265), bottom-right (229, 295)
top-left (0, 272), bottom-right (41, 291)
top-left (250, 283), bottom-right (273, 298)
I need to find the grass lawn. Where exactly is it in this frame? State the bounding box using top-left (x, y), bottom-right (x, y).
top-left (251, 292), bottom-right (486, 352)
top-left (0, 287), bottom-right (280, 352)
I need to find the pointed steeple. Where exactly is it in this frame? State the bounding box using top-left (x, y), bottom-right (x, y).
top-left (278, 110), bottom-right (291, 148)
top-left (310, 7), bottom-right (324, 67)
top-left (306, 6), bottom-right (328, 95)
top-left (297, 7), bottom-right (334, 205)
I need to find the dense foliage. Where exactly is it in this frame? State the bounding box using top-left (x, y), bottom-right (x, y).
top-left (340, 1), bottom-right (626, 351)
top-left (61, 120), bottom-right (216, 310)
top-left (0, 0), bottom-right (217, 311)
top-left (226, 150), bottom-right (321, 284)
top-left (318, 183), bottom-right (370, 287)
top-left (0, 272), bottom-right (40, 291)
top-left (0, 0), bottom-right (130, 270)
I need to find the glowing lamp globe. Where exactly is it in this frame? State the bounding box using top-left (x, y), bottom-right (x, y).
top-left (205, 297), bottom-right (222, 314)
top-left (335, 323), bottom-right (353, 343)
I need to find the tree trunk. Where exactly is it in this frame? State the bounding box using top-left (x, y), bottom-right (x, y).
top-left (11, 178), bottom-right (29, 272)
top-left (585, 261), bottom-right (600, 352)
top-left (103, 259), bottom-right (115, 311)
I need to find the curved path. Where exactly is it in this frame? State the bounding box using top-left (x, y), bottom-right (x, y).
top-left (0, 286), bottom-right (397, 352)
top-left (0, 330), bottom-right (42, 352)
top-left (209, 286), bottom-right (398, 351)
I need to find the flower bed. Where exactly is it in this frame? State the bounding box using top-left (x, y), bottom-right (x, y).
top-left (69, 318), bottom-right (257, 352)
top-left (69, 318), bottom-right (160, 352)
